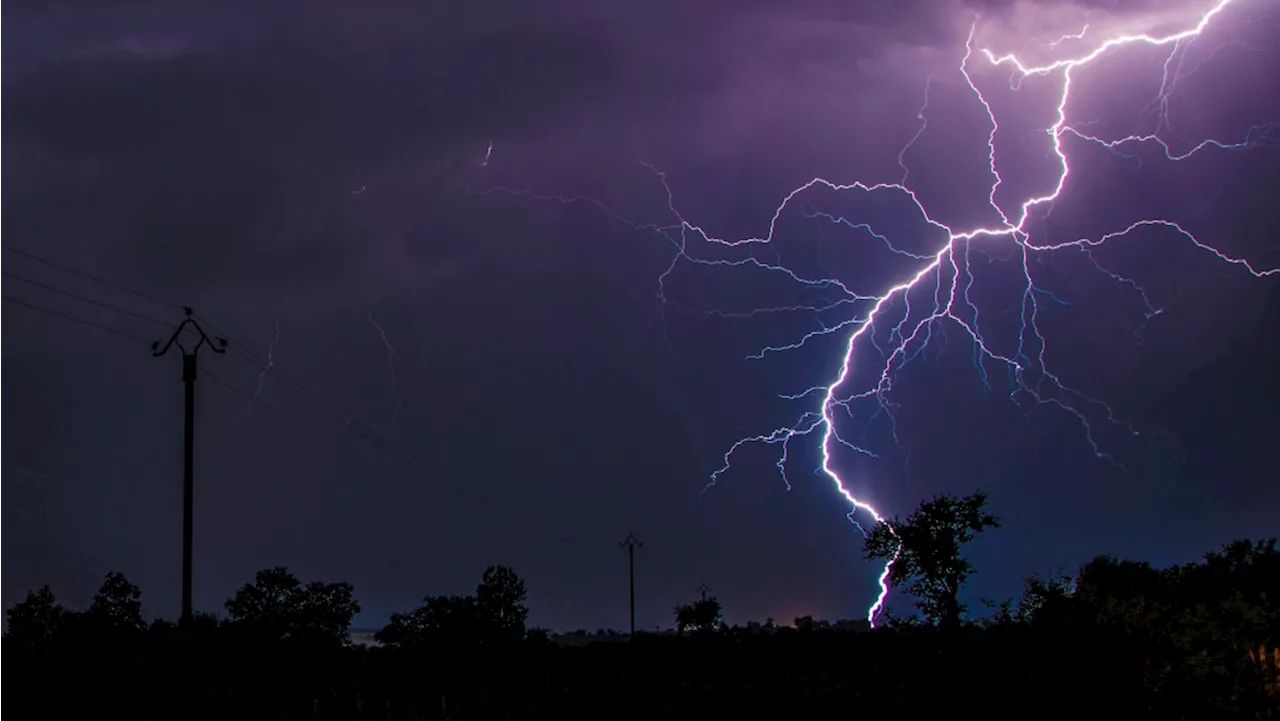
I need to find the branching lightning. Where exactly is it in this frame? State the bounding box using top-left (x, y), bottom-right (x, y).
top-left (482, 0), bottom-right (1277, 625)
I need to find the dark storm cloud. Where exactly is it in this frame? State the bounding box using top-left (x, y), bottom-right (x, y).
top-left (7, 0), bottom-right (1275, 634)
top-left (4, 0), bottom-right (961, 307)
top-left (2, 0), bottom-right (669, 306)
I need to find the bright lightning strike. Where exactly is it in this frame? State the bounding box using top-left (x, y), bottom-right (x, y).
top-left (484, 0), bottom-right (1277, 626)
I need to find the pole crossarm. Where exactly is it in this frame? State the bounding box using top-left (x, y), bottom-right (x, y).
top-left (151, 306), bottom-right (227, 359)
top-left (618, 532), bottom-right (644, 551)
top-left (619, 533), bottom-right (643, 637)
top-left (152, 306), bottom-right (225, 625)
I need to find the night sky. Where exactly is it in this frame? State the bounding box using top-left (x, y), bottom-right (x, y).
top-left (4, 0), bottom-right (1278, 633)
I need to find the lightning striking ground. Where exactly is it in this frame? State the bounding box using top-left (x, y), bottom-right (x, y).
top-left (485, 0), bottom-right (1277, 625)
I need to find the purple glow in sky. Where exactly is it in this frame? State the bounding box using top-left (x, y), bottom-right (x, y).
top-left (484, 0), bottom-right (1279, 622)
top-left (3, 0), bottom-right (1278, 630)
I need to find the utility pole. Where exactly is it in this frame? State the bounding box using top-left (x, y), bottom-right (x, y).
top-left (152, 307), bottom-right (226, 624)
top-left (697, 582), bottom-right (711, 601)
top-left (619, 533), bottom-right (643, 637)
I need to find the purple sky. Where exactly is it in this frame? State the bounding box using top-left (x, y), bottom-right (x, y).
top-left (4, 0), bottom-right (1278, 632)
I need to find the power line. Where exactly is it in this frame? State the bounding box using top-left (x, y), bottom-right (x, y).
top-left (4, 288), bottom-right (551, 543)
top-left (3, 295), bottom-right (153, 343)
top-left (202, 367), bottom-right (605, 549)
top-left (200, 315), bottom-right (617, 545)
top-left (200, 368), bottom-right (481, 518)
top-left (2, 245), bottom-right (180, 310)
top-left (4, 269), bottom-right (619, 550)
top-left (7, 286), bottom-right (620, 569)
top-left (151, 308), bottom-right (226, 624)
top-left (3, 271), bottom-right (171, 327)
top-left (3, 287), bottom-right (486, 524)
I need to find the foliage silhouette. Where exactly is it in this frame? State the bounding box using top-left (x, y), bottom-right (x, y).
top-left (224, 566), bottom-right (360, 649)
top-left (4, 517), bottom-right (1278, 719)
top-left (376, 564), bottom-right (530, 650)
top-left (4, 585), bottom-right (64, 652)
top-left (673, 596), bottom-right (723, 635)
top-left (863, 489), bottom-right (1001, 627)
top-left (88, 571), bottom-right (146, 632)
top-left (476, 564), bottom-right (528, 641)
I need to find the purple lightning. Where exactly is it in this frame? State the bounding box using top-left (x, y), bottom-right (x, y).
top-left (367, 309), bottom-right (402, 429)
top-left (252, 316), bottom-right (282, 401)
top-left (705, 0), bottom-right (1276, 624)
top-left (235, 316), bottom-right (282, 423)
top-left (482, 0), bottom-right (1277, 625)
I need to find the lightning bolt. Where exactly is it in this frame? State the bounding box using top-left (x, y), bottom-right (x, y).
top-left (481, 139), bottom-right (494, 168)
top-left (1047, 24), bottom-right (1089, 48)
top-left (235, 316), bottom-right (282, 422)
top-left (367, 309), bottom-right (402, 429)
top-left (484, 0), bottom-right (1277, 625)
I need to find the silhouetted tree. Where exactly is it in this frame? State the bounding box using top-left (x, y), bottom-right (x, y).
top-left (4, 586), bottom-right (65, 653)
top-left (525, 626), bottom-right (553, 646)
top-left (377, 566), bottom-right (528, 649)
top-left (1016, 571), bottom-right (1075, 626)
top-left (1078, 540), bottom-right (1279, 709)
top-left (794, 615), bottom-right (831, 632)
top-left (863, 490), bottom-right (1001, 627)
top-left (11, 539), bottom-right (1279, 717)
top-left (476, 564), bottom-right (528, 641)
top-left (674, 596), bottom-right (722, 635)
top-left (378, 593), bottom-right (482, 648)
top-left (224, 567), bottom-right (359, 647)
top-left (87, 571), bottom-right (146, 633)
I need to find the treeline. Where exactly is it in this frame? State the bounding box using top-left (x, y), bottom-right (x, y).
top-left (5, 492), bottom-right (1278, 719)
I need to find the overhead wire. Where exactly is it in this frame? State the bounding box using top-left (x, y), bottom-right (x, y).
top-left (3, 295), bottom-right (155, 343)
top-left (200, 363), bottom-right (606, 548)
top-left (198, 316), bottom-right (620, 546)
top-left (3, 271), bottom-right (172, 327)
top-left (2, 245), bottom-right (182, 310)
top-left (197, 367), bottom-right (485, 519)
top-left (5, 258), bottom-right (701, 625)
top-left (4, 290), bottom-right (583, 545)
top-left (2, 250), bottom-right (621, 549)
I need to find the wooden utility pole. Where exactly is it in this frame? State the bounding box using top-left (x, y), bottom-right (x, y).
top-left (619, 533), bottom-right (643, 637)
top-left (152, 307), bottom-right (225, 624)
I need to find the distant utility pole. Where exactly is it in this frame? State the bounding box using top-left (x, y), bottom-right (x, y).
top-left (697, 582), bottom-right (711, 601)
top-left (619, 533), bottom-right (644, 637)
top-left (152, 307), bottom-right (226, 624)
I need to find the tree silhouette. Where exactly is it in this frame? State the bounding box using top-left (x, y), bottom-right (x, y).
top-left (6, 536), bottom-right (1280, 717)
top-left (377, 565), bottom-right (529, 648)
top-left (224, 567), bottom-right (359, 647)
top-left (863, 490), bottom-right (1000, 627)
top-left (674, 596), bottom-right (722, 635)
top-left (476, 564), bottom-right (528, 641)
top-left (378, 594), bottom-right (481, 648)
top-left (4, 586), bottom-right (65, 652)
top-left (88, 571), bottom-right (146, 633)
